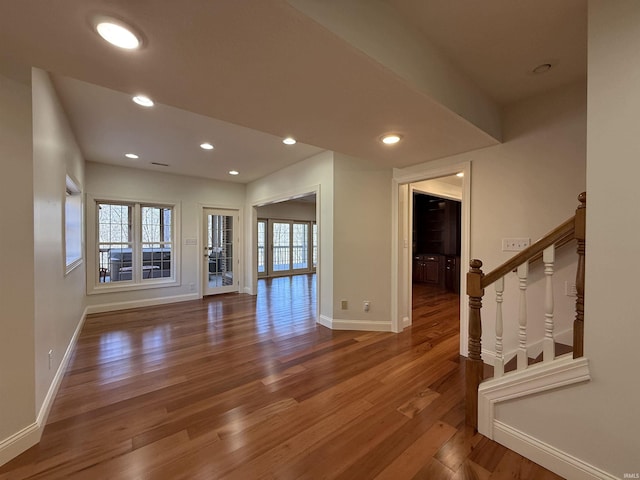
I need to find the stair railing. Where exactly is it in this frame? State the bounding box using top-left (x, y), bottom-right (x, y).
top-left (465, 192), bottom-right (586, 428)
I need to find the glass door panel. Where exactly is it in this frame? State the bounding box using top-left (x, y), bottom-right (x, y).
top-left (272, 222), bottom-right (290, 272)
top-left (267, 220), bottom-right (314, 276)
top-left (292, 223), bottom-right (308, 270)
top-left (257, 219), bottom-right (267, 276)
top-left (312, 222), bottom-right (318, 270)
top-left (204, 208), bottom-right (237, 295)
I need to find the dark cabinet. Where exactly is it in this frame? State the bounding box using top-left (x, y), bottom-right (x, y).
top-left (413, 254), bottom-right (443, 285)
top-left (413, 193), bottom-right (461, 292)
top-left (444, 255), bottom-right (460, 293)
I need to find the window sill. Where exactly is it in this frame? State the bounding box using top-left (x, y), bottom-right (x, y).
top-left (65, 258), bottom-right (83, 276)
top-left (88, 277), bottom-right (179, 295)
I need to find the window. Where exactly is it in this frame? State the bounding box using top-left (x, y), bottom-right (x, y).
top-left (96, 201), bottom-right (174, 285)
top-left (65, 175), bottom-right (82, 273)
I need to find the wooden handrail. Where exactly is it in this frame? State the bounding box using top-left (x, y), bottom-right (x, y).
top-left (465, 192), bottom-right (586, 429)
top-left (482, 217), bottom-right (575, 288)
top-left (525, 229), bottom-right (575, 267)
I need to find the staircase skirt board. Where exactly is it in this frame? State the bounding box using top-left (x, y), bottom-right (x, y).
top-left (477, 356), bottom-right (593, 479)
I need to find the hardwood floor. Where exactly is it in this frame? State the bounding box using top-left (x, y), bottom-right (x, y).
top-left (0, 275), bottom-right (563, 479)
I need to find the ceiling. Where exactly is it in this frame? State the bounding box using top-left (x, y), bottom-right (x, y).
top-left (0, 0), bottom-right (587, 183)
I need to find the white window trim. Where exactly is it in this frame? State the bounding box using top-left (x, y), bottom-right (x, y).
top-left (87, 194), bottom-right (181, 295)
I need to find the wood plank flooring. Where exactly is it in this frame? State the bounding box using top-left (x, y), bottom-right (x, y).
top-left (0, 275), bottom-right (564, 479)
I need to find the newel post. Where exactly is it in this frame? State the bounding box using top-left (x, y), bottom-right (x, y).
top-left (574, 192), bottom-right (586, 358)
top-left (466, 259), bottom-right (485, 428)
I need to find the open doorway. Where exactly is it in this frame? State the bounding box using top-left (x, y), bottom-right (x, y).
top-left (411, 176), bottom-right (462, 337)
top-left (393, 163), bottom-right (470, 355)
top-left (256, 195), bottom-right (317, 278)
top-left (411, 176), bottom-right (462, 294)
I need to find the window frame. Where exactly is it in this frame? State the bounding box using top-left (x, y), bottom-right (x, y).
top-left (64, 175), bottom-right (83, 274)
top-left (87, 194), bottom-right (180, 294)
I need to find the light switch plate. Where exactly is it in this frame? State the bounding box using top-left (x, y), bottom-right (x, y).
top-left (502, 238), bottom-right (530, 252)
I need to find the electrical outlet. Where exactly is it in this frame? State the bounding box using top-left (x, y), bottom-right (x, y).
top-left (565, 281), bottom-right (577, 297)
top-left (363, 301), bottom-right (370, 312)
top-left (341, 299), bottom-right (348, 310)
top-left (502, 238), bottom-right (531, 252)
top-left (48, 350), bottom-right (53, 370)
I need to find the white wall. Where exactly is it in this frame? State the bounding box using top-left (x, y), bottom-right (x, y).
top-left (396, 81), bottom-right (586, 357)
top-left (246, 151), bottom-right (333, 316)
top-left (84, 162), bottom-right (245, 310)
top-left (0, 66), bottom-right (35, 448)
top-left (332, 153), bottom-right (393, 329)
top-left (471, 82), bottom-right (587, 358)
top-left (496, 3), bottom-right (640, 477)
top-left (32, 69), bottom-right (86, 413)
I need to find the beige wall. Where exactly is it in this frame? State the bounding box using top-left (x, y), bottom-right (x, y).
top-left (0, 66), bottom-right (36, 445)
top-left (332, 153), bottom-right (393, 327)
top-left (471, 82), bottom-right (587, 356)
top-left (257, 200), bottom-right (316, 222)
top-left (84, 162), bottom-right (245, 309)
top-left (497, 2), bottom-right (640, 476)
top-left (397, 81), bottom-right (587, 356)
top-left (413, 176), bottom-right (462, 201)
top-left (32, 69), bottom-right (86, 412)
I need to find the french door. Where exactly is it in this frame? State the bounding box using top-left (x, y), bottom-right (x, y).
top-left (203, 208), bottom-right (238, 295)
top-left (261, 219), bottom-right (316, 277)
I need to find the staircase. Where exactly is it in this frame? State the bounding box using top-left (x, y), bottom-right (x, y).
top-left (465, 192), bottom-right (588, 431)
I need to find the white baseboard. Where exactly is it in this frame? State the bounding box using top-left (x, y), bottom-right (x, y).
top-left (37, 307), bottom-right (88, 426)
top-left (493, 421), bottom-right (617, 480)
top-left (85, 293), bottom-right (200, 315)
top-left (402, 316), bottom-right (410, 328)
top-left (318, 315), bottom-right (392, 332)
top-left (0, 422), bottom-right (39, 468)
top-left (482, 348), bottom-right (497, 367)
top-left (555, 328), bottom-right (574, 347)
top-left (0, 307), bottom-right (88, 467)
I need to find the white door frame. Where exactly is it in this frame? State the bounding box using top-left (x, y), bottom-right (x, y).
top-left (391, 160), bottom-right (471, 357)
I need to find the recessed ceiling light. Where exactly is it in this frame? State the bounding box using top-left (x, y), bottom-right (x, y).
top-left (381, 134), bottom-right (402, 145)
top-left (532, 63), bottom-right (552, 74)
top-left (94, 17), bottom-right (142, 50)
top-left (282, 137), bottom-right (297, 145)
top-left (132, 95), bottom-right (154, 107)
top-left (456, 172), bottom-right (464, 177)
top-left (125, 153), bottom-right (139, 159)
top-left (229, 170), bottom-right (239, 176)
top-left (200, 143), bottom-right (214, 150)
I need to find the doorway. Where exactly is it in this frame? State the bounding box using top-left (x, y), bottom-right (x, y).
top-left (203, 208), bottom-right (239, 295)
top-left (410, 175), bottom-right (463, 321)
top-left (393, 163), bottom-right (470, 355)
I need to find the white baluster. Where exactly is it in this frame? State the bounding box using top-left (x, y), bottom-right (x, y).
top-left (543, 245), bottom-right (555, 362)
top-left (494, 276), bottom-right (505, 377)
top-left (517, 262), bottom-right (528, 370)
